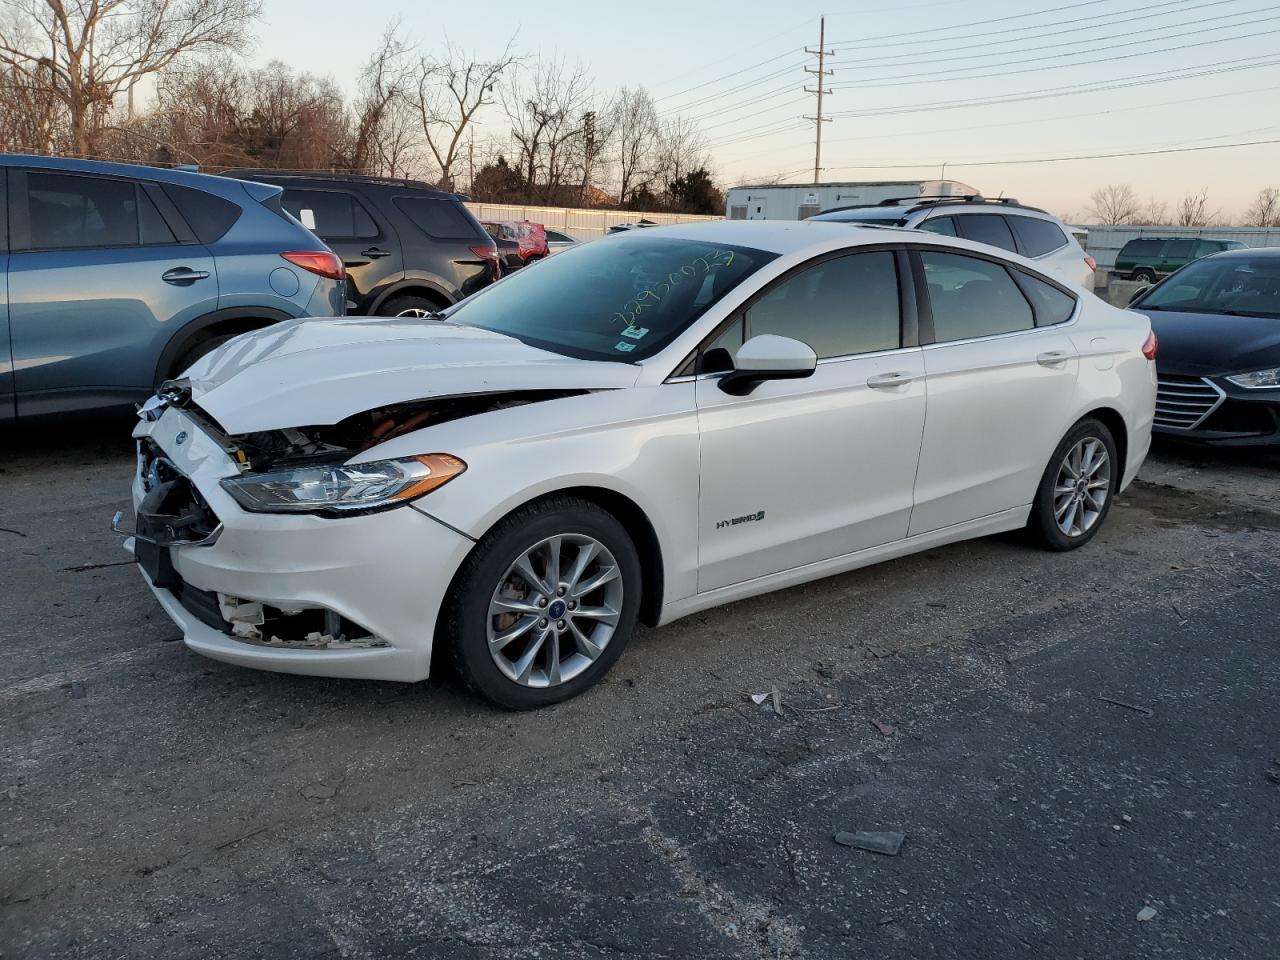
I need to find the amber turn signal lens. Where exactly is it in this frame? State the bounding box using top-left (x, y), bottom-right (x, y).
top-left (392, 453), bottom-right (468, 502)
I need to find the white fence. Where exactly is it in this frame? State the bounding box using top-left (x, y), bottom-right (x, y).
top-left (463, 202), bottom-right (721, 241)
top-left (1081, 225), bottom-right (1280, 270)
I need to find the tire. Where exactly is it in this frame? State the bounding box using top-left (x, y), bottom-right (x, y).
top-left (1132, 268), bottom-right (1157, 284)
top-left (164, 332), bottom-right (235, 383)
top-left (377, 295), bottom-right (445, 318)
top-left (441, 495), bottom-right (642, 709)
top-left (1026, 417), bottom-right (1119, 552)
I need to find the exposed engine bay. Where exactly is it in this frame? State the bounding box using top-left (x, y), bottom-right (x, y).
top-left (158, 385), bottom-right (587, 473)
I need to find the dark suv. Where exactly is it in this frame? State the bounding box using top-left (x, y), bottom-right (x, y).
top-left (1113, 236), bottom-right (1247, 284)
top-left (222, 171), bottom-right (501, 317)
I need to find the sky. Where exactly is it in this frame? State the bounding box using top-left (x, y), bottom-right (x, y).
top-left (249, 0), bottom-right (1280, 220)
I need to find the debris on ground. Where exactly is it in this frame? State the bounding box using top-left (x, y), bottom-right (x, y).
top-left (866, 645), bottom-right (893, 659)
top-left (300, 781), bottom-right (338, 801)
top-left (1097, 695), bottom-right (1154, 717)
top-left (1136, 906), bottom-right (1158, 922)
top-left (870, 719), bottom-right (896, 736)
top-left (70, 680), bottom-right (86, 699)
top-left (750, 689), bottom-right (783, 715)
top-left (833, 830), bottom-right (906, 856)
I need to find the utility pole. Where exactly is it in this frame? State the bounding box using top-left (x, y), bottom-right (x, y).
top-left (581, 110), bottom-right (597, 204)
top-left (804, 16), bottom-right (834, 184)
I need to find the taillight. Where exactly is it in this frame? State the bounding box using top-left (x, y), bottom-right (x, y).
top-left (469, 243), bottom-right (502, 279)
top-left (281, 251), bottom-right (345, 281)
top-left (1084, 254), bottom-right (1097, 272)
top-left (1142, 330), bottom-right (1158, 360)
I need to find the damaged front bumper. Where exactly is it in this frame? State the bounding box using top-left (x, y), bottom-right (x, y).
top-left (121, 404), bottom-right (476, 683)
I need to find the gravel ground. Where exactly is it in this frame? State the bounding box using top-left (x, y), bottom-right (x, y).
top-left (2, 412), bottom-right (1277, 959)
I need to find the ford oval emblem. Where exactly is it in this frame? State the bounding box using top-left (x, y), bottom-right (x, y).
top-left (175, 431), bottom-right (188, 446)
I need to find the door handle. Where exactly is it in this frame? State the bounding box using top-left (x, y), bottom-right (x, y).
top-left (1036, 350), bottom-right (1069, 367)
top-left (866, 371), bottom-right (915, 389)
top-left (162, 267), bottom-right (210, 284)
top-left (360, 247), bottom-right (391, 259)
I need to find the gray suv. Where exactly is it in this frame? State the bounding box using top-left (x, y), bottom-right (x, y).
top-left (0, 155), bottom-right (344, 419)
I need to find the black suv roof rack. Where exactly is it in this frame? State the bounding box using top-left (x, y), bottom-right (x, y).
top-left (820, 194), bottom-right (1049, 218)
top-left (219, 168), bottom-right (447, 194)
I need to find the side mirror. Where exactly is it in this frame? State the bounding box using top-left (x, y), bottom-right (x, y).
top-left (1128, 285), bottom-right (1151, 306)
top-left (718, 334), bottom-right (817, 396)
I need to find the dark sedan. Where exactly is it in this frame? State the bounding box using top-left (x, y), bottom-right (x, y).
top-left (1129, 248), bottom-right (1280, 445)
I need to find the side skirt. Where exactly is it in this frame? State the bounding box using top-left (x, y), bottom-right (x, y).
top-left (658, 505), bottom-right (1031, 626)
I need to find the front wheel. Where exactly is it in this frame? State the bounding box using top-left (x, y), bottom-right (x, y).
top-left (441, 496), bottom-right (642, 709)
top-left (1026, 417), bottom-right (1118, 551)
top-left (1132, 268), bottom-right (1158, 284)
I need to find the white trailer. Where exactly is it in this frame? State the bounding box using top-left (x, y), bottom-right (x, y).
top-left (725, 180), bottom-right (981, 221)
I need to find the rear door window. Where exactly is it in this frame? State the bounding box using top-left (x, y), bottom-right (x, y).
top-left (1121, 239), bottom-right (1163, 260)
top-left (395, 197), bottom-right (483, 240)
top-left (746, 251), bottom-right (901, 359)
top-left (282, 189), bottom-right (378, 240)
top-left (920, 251), bottom-right (1034, 342)
top-left (24, 173), bottom-right (140, 249)
top-left (1164, 239), bottom-right (1196, 261)
top-left (954, 214), bottom-right (1018, 253)
top-left (1008, 216), bottom-right (1068, 258)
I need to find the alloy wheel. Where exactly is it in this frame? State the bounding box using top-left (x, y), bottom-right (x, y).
top-left (395, 307), bottom-right (436, 318)
top-left (1053, 437), bottom-right (1111, 538)
top-left (486, 534), bottom-right (624, 688)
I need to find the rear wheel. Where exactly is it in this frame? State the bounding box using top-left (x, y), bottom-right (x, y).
top-left (442, 496), bottom-right (642, 709)
top-left (1026, 417), bottom-right (1118, 551)
top-left (377, 294), bottom-right (446, 318)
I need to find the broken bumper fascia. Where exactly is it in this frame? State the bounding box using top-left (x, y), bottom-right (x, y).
top-left (130, 407), bottom-right (477, 683)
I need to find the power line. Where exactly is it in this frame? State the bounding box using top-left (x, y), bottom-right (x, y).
top-left (835, 0), bottom-right (1256, 68)
top-left (831, 19), bottom-right (1280, 89)
top-left (825, 54), bottom-right (1280, 118)
top-left (653, 49), bottom-right (803, 104)
top-left (823, 136), bottom-right (1280, 172)
top-left (830, 0), bottom-right (1118, 45)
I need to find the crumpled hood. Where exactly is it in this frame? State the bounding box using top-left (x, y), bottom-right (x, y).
top-left (183, 316), bottom-right (641, 433)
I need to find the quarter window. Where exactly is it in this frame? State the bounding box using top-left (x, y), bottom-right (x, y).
top-left (396, 196), bottom-right (483, 239)
top-left (746, 251), bottom-right (901, 359)
top-left (955, 214), bottom-right (1018, 253)
top-left (917, 216), bottom-right (957, 236)
top-left (1016, 271), bottom-right (1077, 326)
top-left (1008, 216), bottom-right (1068, 258)
top-left (921, 251), bottom-right (1034, 341)
top-left (25, 173), bottom-right (140, 249)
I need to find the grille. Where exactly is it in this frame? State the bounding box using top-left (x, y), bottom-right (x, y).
top-left (1154, 375), bottom-right (1225, 430)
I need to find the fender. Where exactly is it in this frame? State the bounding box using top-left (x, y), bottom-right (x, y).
top-left (367, 276), bottom-right (457, 314)
top-left (153, 306), bottom-right (295, 388)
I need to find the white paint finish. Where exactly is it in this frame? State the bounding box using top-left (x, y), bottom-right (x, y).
top-left (695, 350), bottom-right (926, 591)
top-left (910, 327), bottom-right (1081, 536)
top-left (127, 222), bottom-right (1157, 684)
top-left (183, 315), bottom-right (639, 433)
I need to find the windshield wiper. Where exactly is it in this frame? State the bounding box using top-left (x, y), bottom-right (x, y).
top-left (1218, 309), bottom-right (1280, 318)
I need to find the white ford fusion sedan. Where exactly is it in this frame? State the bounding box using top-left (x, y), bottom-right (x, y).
top-left (120, 221), bottom-right (1156, 708)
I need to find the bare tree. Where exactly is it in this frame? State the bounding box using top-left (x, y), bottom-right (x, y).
top-left (1137, 196), bottom-right (1169, 226)
top-left (411, 36), bottom-right (518, 191)
top-left (343, 22), bottom-right (417, 177)
top-left (1244, 186), bottom-right (1280, 227)
top-left (608, 85), bottom-right (658, 205)
top-left (1176, 187), bottom-right (1217, 227)
top-left (654, 114), bottom-right (709, 201)
top-left (1087, 183), bottom-right (1140, 225)
top-left (0, 0), bottom-right (262, 156)
top-left (504, 57), bottom-right (593, 203)
top-left (0, 62), bottom-right (60, 151)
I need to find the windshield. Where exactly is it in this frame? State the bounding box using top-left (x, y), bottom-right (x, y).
top-left (1139, 256), bottom-right (1280, 318)
top-left (448, 233), bottom-right (776, 361)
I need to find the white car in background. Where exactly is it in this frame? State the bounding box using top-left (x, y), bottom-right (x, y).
top-left (543, 229), bottom-right (580, 255)
top-left (120, 221), bottom-right (1155, 709)
top-left (810, 196), bottom-right (1097, 290)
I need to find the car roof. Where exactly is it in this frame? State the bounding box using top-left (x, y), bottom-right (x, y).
top-left (627, 219), bottom-right (1038, 263)
top-left (1205, 246), bottom-right (1277, 258)
top-left (0, 153), bottom-right (263, 198)
top-left (220, 168), bottom-right (459, 199)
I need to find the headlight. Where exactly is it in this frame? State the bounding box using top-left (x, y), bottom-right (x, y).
top-left (1225, 367), bottom-right (1280, 389)
top-left (220, 453), bottom-right (466, 515)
